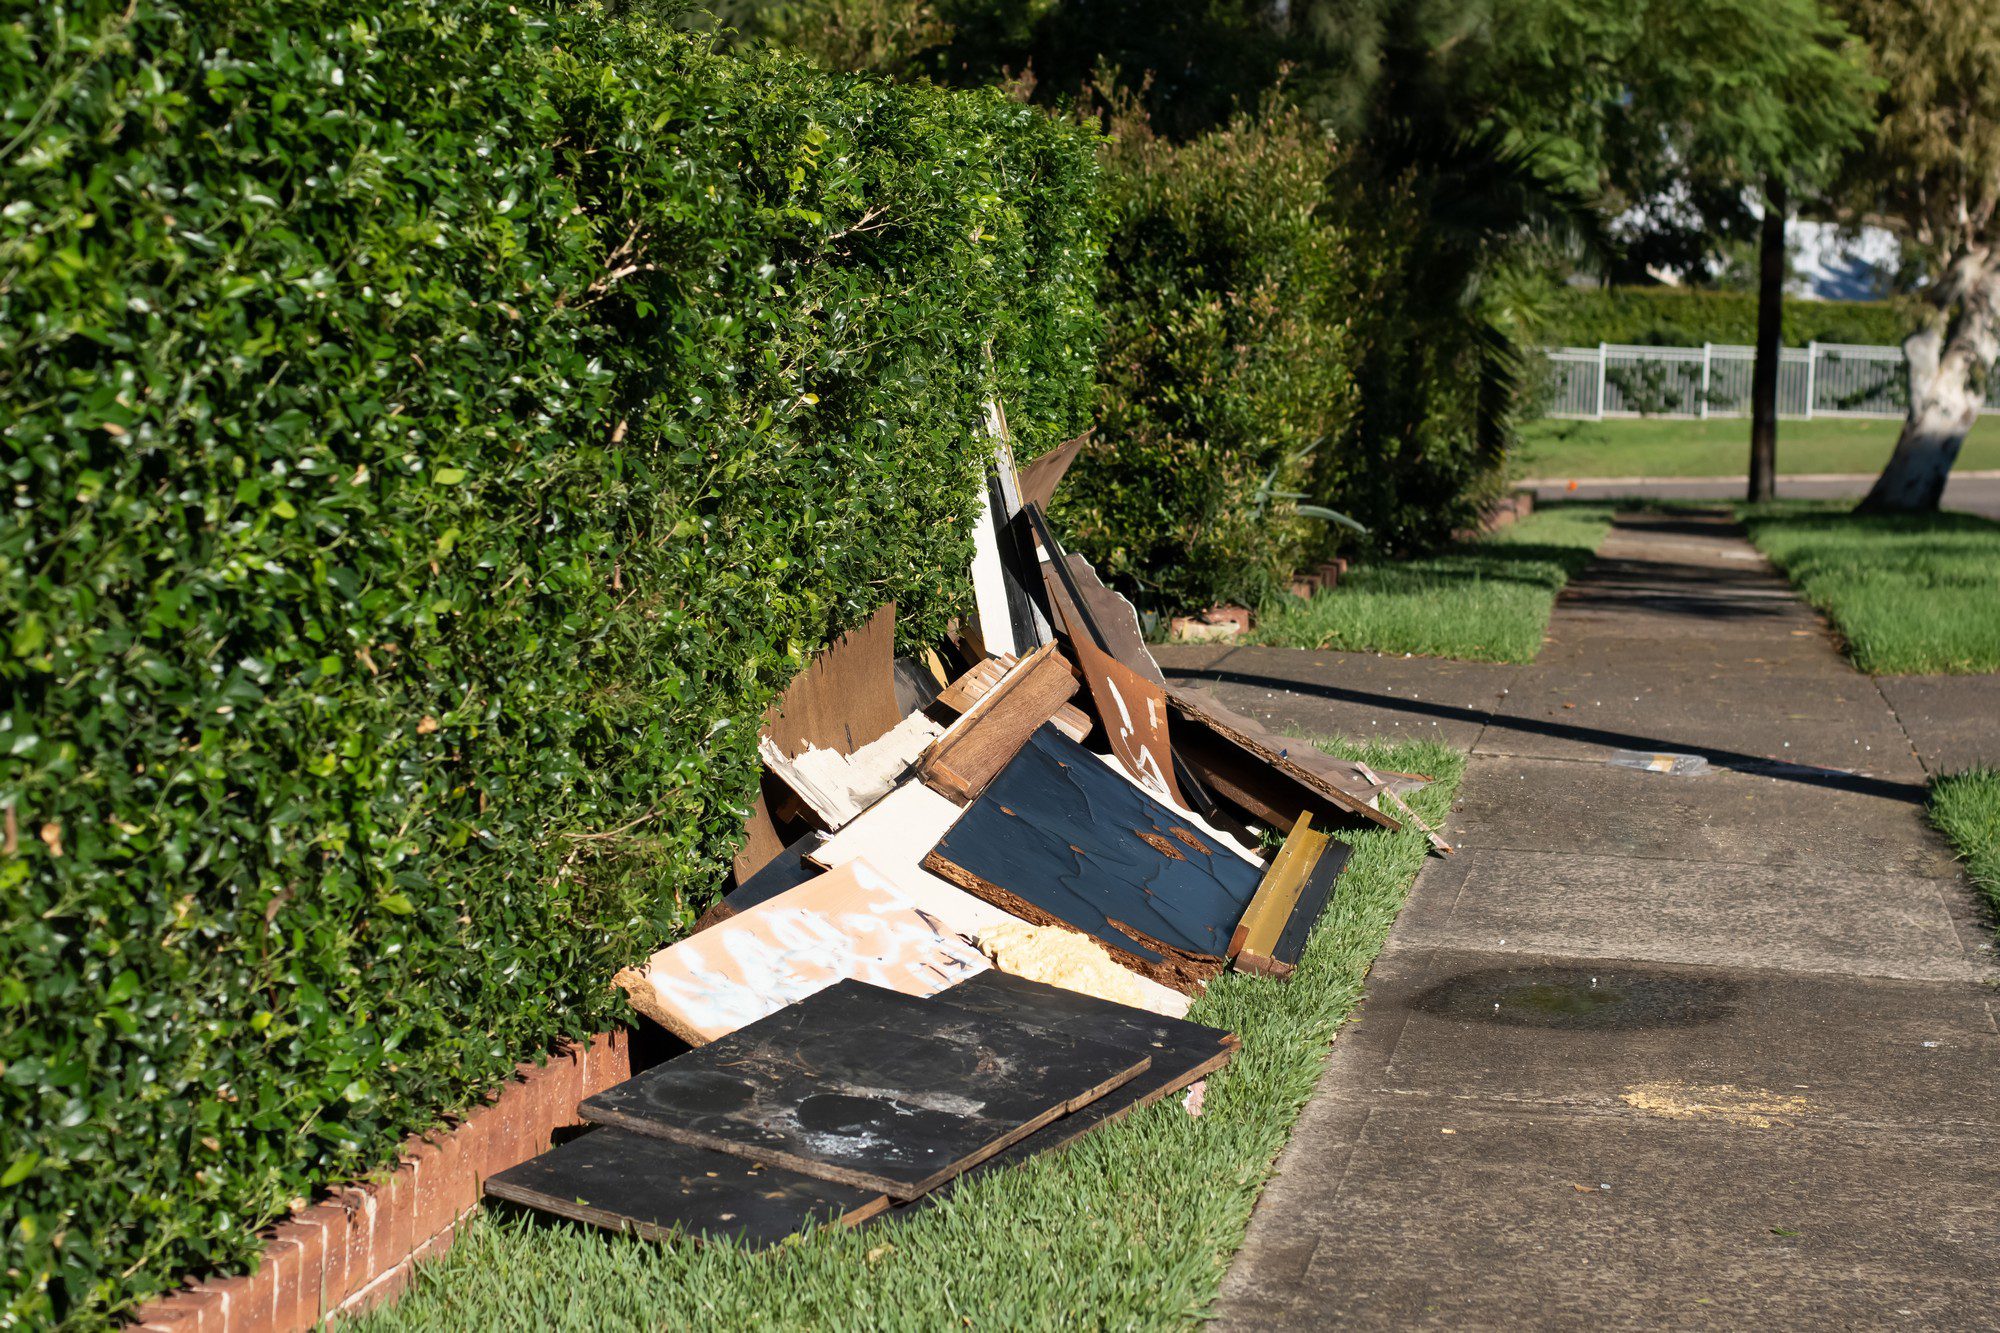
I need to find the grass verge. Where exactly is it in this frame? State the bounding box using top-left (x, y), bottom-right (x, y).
top-left (1930, 770), bottom-right (2000, 934)
top-left (1515, 416), bottom-right (2000, 480)
top-left (351, 738), bottom-right (1464, 1332)
top-left (1251, 504), bottom-right (1614, 663)
top-left (1738, 501), bottom-right (2000, 674)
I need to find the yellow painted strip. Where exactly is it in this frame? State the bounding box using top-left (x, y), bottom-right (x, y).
top-left (1230, 814), bottom-right (1328, 961)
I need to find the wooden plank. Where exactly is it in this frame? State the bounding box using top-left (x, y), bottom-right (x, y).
top-left (1015, 428), bottom-right (1091, 512)
top-left (935, 655), bottom-right (1088, 742)
top-left (1267, 839), bottom-right (1353, 973)
top-left (696, 829), bottom-right (828, 933)
top-left (917, 642), bottom-right (1080, 804)
top-left (763, 603), bottom-right (901, 759)
top-left (485, 1127), bottom-right (887, 1248)
top-left (912, 971), bottom-right (1235, 1188)
top-left (922, 726), bottom-right (1266, 994)
top-left (613, 858), bottom-right (988, 1046)
top-left (1229, 814), bottom-right (1329, 962)
top-left (1168, 685), bottom-right (1400, 832)
top-left (580, 979), bottom-right (1152, 1199)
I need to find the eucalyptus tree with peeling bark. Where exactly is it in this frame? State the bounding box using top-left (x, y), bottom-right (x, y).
top-left (1839, 0), bottom-right (2000, 513)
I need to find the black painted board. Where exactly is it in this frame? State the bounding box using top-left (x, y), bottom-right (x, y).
top-left (485, 1127), bottom-right (887, 1247)
top-left (578, 979), bottom-right (1152, 1199)
top-left (928, 974), bottom-right (1233, 1180)
top-left (722, 830), bottom-right (826, 912)
top-left (923, 726), bottom-right (1264, 978)
top-left (1271, 840), bottom-right (1353, 970)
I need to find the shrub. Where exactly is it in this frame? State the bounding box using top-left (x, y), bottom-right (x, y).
top-left (0, 1), bottom-right (1099, 1323)
top-left (1541, 285), bottom-right (1912, 348)
top-left (1055, 96), bottom-right (1363, 612)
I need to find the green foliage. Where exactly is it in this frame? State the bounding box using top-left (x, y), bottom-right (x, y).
top-left (1542, 286), bottom-right (1912, 348)
top-left (1054, 98), bottom-right (1364, 611)
top-left (0, 1), bottom-right (1099, 1323)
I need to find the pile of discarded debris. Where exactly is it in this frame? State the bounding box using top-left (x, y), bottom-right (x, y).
top-left (485, 429), bottom-right (1448, 1248)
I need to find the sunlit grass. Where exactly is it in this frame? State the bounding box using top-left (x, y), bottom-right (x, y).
top-left (1930, 769), bottom-right (2000, 935)
top-left (349, 740), bottom-right (1463, 1332)
top-left (1514, 415), bottom-right (2000, 480)
top-left (1739, 502), bottom-right (2000, 674)
top-left (1251, 505), bottom-right (1613, 663)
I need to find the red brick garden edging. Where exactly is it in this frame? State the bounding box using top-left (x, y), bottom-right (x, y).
top-left (128, 1032), bottom-right (633, 1332)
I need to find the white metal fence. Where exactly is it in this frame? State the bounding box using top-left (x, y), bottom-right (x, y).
top-left (1541, 341), bottom-right (2000, 420)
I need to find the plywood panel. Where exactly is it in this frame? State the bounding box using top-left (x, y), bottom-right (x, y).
top-left (580, 979), bottom-right (1152, 1198)
top-left (486, 1127), bottom-right (886, 1247)
top-left (613, 858), bottom-right (987, 1046)
top-left (923, 727), bottom-right (1266, 993)
top-left (763, 604), bottom-right (901, 759)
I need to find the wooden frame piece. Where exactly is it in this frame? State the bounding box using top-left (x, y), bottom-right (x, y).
top-left (935, 653), bottom-right (1088, 742)
top-left (1228, 813), bottom-right (1329, 962)
top-left (917, 642), bottom-right (1080, 804)
top-left (1267, 839), bottom-right (1353, 974)
top-left (1167, 686), bottom-right (1401, 833)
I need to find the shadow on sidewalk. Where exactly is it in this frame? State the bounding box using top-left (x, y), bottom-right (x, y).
top-left (1167, 665), bottom-right (1929, 806)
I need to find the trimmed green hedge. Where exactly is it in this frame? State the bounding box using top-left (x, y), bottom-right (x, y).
top-left (1542, 285), bottom-right (1911, 348)
top-left (0, 1), bottom-right (1099, 1323)
top-left (1058, 100), bottom-right (1363, 611)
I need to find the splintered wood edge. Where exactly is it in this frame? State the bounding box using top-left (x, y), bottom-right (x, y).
top-left (580, 1053), bottom-right (1151, 1201)
top-left (1232, 950), bottom-right (1296, 980)
top-left (920, 849), bottom-right (1225, 995)
top-left (612, 967), bottom-right (713, 1048)
top-left (1166, 691), bottom-right (1399, 830)
top-left (484, 1168), bottom-right (892, 1244)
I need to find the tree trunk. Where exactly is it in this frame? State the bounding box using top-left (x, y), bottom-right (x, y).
top-left (1860, 254), bottom-right (2000, 514)
top-left (1747, 185), bottom-right (1786, 503)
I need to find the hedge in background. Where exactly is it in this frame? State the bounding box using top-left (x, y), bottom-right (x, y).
top-left (0, 2), bottom-right (1099, 1323)
top-left (1056, 98), bottom-right (1364, 611)
top-left (1542, 285), bottom-right (1912, 348)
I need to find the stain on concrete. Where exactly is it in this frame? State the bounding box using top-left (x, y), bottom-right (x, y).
top-left (1410, 964), bottom-right (1738, 1031)
top-left (1619, 1081), bottom-right (1813, 1128)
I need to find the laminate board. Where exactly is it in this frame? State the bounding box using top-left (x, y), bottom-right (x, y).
top-left (762, 603), bottom-right (902, 759)
top-left (922, 726), bottom-right (1267, 992)
top-left (485, 1127), bottom-right (888, 1247)
top-left (613, 859), bottom-right (987, 1046)
top-left (579, 979), bottom-right (1152, 1198)
top-left (1168, 685), bottom-right (1401, 833)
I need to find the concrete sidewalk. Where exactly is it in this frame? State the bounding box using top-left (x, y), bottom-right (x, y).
top-left (1161, 510), bottom-right (1999, 1328)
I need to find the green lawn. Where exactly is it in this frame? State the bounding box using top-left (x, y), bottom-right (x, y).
top-left (1738, 502), bottom-right (2000, 674)
top-left (1930, 769), bottom-right (2000, 934)
top-left (1252, 505), bottom-right (1614, 663)
top-left (353, 739), bottom-right (1464, 1333)
top-left (1515, 416), bottom-right (2000, 480)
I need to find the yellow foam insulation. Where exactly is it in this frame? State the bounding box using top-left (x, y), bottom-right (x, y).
top-left (976, 920), bottom-right (1191, 1019)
